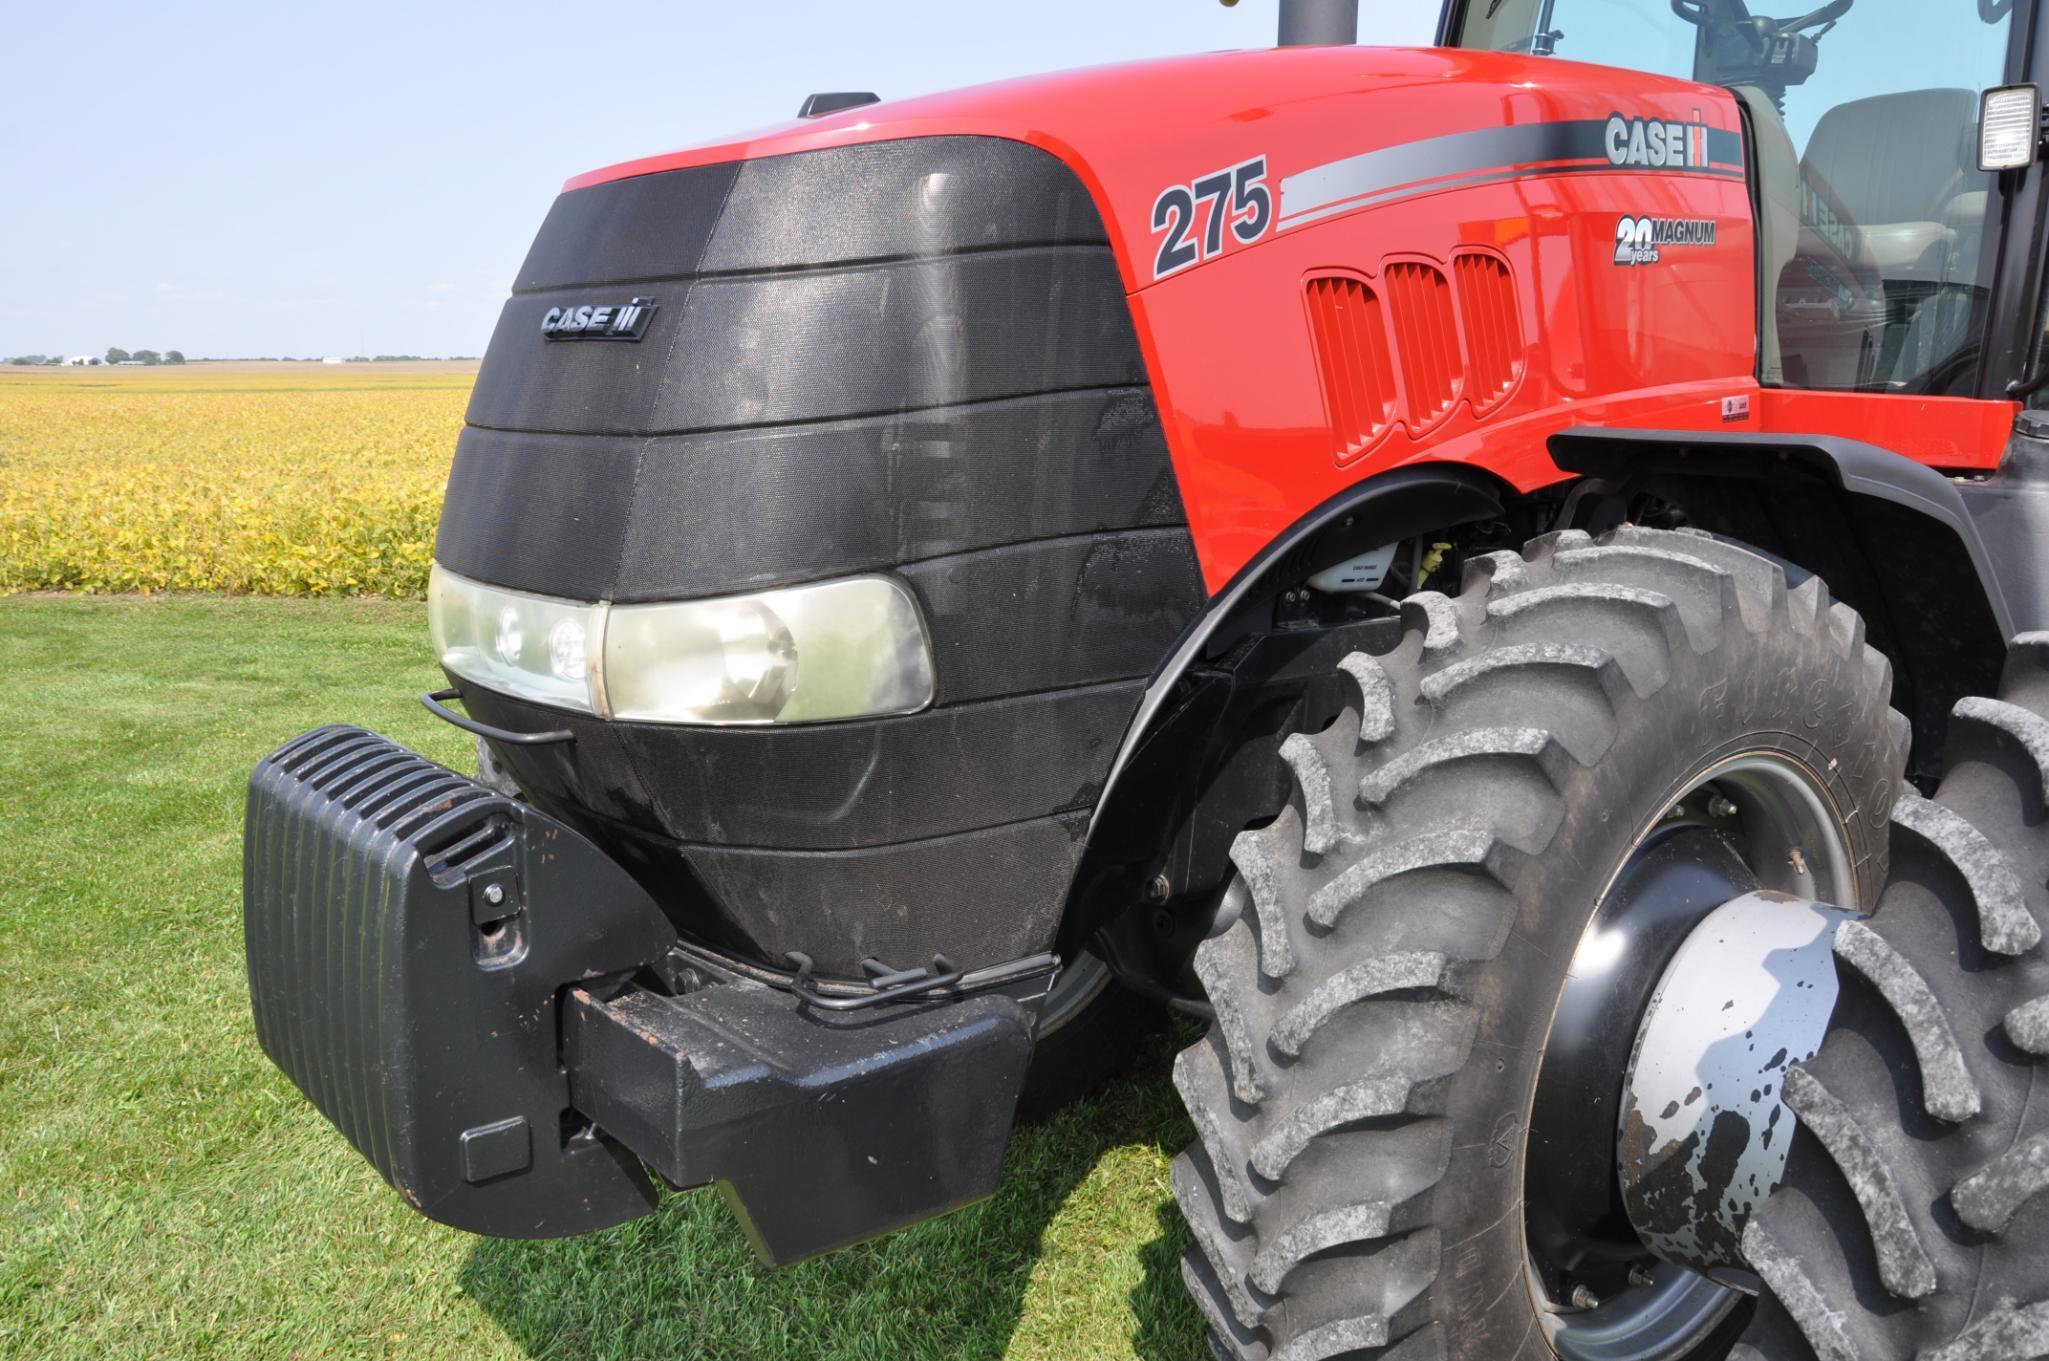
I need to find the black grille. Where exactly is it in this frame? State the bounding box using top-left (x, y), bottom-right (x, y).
top-left (432, 135), bottom-right (1205, 980)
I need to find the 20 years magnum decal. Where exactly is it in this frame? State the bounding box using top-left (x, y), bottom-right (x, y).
top-left (1151, 156), bottom-right (1272, 280)
top-left (1614, 216), bottom-right (1719, 266)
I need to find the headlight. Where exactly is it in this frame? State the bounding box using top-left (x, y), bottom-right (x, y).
top-left (429, 569), bottom-right (600, 713)
top-left (426, 565), bottom-right (935, 726)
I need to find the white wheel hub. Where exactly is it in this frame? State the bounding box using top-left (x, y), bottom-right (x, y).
top-left (1615, 891), bottom-right (1859, 1282)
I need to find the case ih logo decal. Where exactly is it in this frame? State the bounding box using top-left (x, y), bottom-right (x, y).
top-left (1151, 157), bottom-right (1273, 280)
top-left (1257, 115), bottom-right (1744, 240)
top-left (1604, 115), bottom-right (1711, 170)
top-left (1614, 216), bottom-right (1719, 266)
top-left (540, 297), bottom-right (657, 341)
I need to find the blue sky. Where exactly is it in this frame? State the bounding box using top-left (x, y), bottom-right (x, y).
top-left (1, 1), bottom-right (1436, 359)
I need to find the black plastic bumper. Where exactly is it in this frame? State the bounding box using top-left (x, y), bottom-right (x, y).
top-left (567, 982), bottom-right (1032, 1262)
top-left (242, 725), bottom-right (1038, 1260)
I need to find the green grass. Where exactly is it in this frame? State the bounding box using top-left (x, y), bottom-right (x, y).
top-left (0, 597), bottom-right (1205, 1360)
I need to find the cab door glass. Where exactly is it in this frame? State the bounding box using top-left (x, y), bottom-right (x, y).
top-left (1450, 0), bottom-right (2016, 395)
top-left (1754, 0), bottom-right (2012, 394)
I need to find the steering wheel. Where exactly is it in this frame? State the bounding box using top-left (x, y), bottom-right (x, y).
top-left (1670, 0), bottom-right (1850, 104)
top-left (1677, 0), bottom-right (2002, 36)
top-left (1671, 0), bottom-right (1853, 33)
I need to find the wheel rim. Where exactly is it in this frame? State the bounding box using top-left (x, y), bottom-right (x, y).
top-left (1525, 750), bottom-right (1859, 1360)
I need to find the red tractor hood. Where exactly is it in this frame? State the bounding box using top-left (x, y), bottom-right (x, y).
top-left (566, 45), bottom-right (1743, 297)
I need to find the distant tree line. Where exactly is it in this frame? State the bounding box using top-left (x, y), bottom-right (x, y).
top-left (8, 350), bottom-right (476, 365)
top-left (3, 349), bottom-right (187, 365)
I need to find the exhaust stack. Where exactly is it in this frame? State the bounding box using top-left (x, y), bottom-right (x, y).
top-left (1279, 0), bottom-right (1358, 45)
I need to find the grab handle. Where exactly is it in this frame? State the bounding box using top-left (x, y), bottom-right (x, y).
top-left (420, 688), bottom-right (575, 746)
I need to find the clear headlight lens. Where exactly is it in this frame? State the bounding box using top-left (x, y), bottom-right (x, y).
top-left (429, 568), bottom-right (599, 713)
top-left (605, 577), bottom-right (932, 724)
top-left (426, 564), bottom-right (935, 726)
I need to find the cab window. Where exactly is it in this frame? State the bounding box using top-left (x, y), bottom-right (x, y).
top-left (1448, 0), bottom-right (2017, 395)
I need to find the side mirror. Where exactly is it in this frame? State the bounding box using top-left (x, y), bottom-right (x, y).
top-left (1981, 84), bottom-right (2041, 172)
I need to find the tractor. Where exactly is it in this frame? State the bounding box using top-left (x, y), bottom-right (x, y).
top-left (243, 0), bottom-right (2049, 1355)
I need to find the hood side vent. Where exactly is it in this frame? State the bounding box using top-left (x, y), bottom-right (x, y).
top-left (1304, 273), bottom-right (1396, 458)
top-left (1305, 252), bottom-right (1527, 462)
top-left (1382, 260), bottom-right (1462, 433)
top-left (1453, 250), bottom-right (1525, 415)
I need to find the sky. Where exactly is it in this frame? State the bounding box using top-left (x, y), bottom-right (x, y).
top-left (1, 1), bottom-right (1438, 360)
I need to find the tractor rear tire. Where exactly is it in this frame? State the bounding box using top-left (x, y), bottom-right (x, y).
top-left (1172, 527), bottom-right (1907, 1360)
top-left (1737, 636), bottom-right (2049, 1359)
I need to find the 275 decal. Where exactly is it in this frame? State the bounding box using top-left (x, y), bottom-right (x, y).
top-left (1151, 156), bottom-right (1272, 280)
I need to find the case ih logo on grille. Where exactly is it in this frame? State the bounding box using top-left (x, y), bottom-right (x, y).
top-left (1604, 114), bottom-right (1710, 169)
top-left (1614, 216), bottom-right (1718, 266)
top-left (540, 297), bottom-right (657, 341)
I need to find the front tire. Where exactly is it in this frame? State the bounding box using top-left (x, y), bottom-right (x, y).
top-left (1173, 527), bottom-right (1907, 1360)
